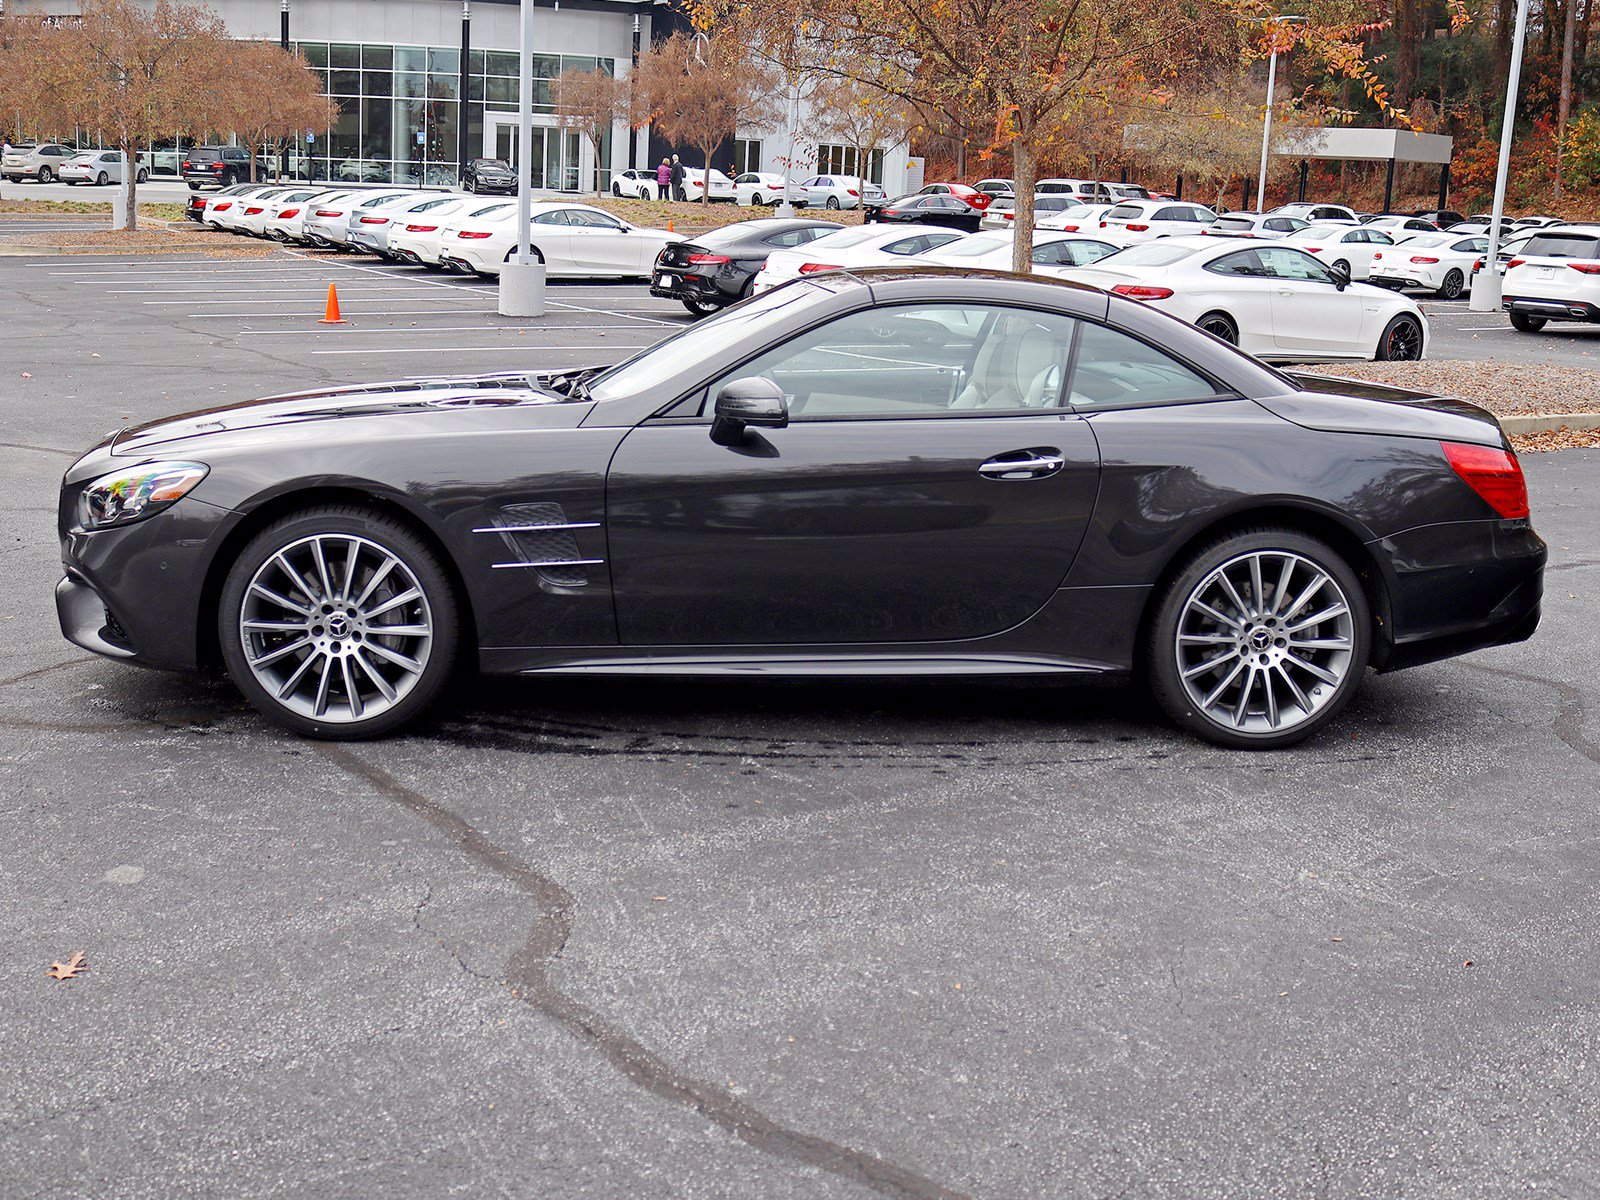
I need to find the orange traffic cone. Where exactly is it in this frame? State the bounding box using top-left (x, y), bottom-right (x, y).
top-left (667, 220), bottom-right (674, 233)
top-left (319, 283), bottom-right (348, 325)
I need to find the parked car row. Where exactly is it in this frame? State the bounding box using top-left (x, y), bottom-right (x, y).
top-left (188, 181), bottom-right (675, 280)
top-left (2, 143), bottom-right (149, 185)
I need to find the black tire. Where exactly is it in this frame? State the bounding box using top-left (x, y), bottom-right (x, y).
top-left (37, 167), bottom-right (52, 183)
top-left (683, 296), bottom-right (723, 317)
top-left (96, 171), bottom-right (108, 186)
top-left (1509, 311), bottom-right (1547, 333)
top-left (752, 192), bottom-right (767, 206)
top-left (1146, 527), bottom-right (1371, 750)
top-left (826, 195), bottom-right (841, 209)
top-left (1376, 314), bottom-right (1424, 360)
top-left (1196, 311), bottom-right (1239, 345)
top-left (221, 170), bottom-right (236, 187)
top-left (188, 181), bottom-right (200, 191)
top-left (611, 182), bottom-right (623, 196)
top-left (217, 505), bottom-right (460, 739)
top-left (1436, 269), bottom-right (1464, 300)
top-left (1332, 258), bottom-right (1351, 277)
top-left (136, 168), bottom-right (148, 183)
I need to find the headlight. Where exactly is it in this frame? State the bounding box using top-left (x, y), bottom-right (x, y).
top-left (77, 461), bottom-right (209, 530)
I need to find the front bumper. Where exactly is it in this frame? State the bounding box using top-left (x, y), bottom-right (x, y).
top-left (1503, 295), bottom-right (1600, 323)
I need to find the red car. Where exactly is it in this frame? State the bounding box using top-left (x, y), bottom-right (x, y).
top-left (915, 182), bottom-right (994, 211)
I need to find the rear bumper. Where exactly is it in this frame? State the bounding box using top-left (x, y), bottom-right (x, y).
top-left (1503, 295), bottom-right (1600, 323)
top-left (1373, 519), bottom-right (1546, 672)
top-left (648, 269), bottom-right (735, 304)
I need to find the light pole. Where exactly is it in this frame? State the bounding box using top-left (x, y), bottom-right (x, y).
top-left (1256, 14), bottom-right (1305, 214)
top-left (499, 0), bottom-right (544, 316)
top-left (1470, 0), bottom-right (1533, 312)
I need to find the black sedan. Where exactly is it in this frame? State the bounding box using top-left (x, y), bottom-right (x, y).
top-left (864, 194), bottom-right (985, 231)
top-left (55, 270), bottom-right (1543, 748)
top-left (461, 157), bottom-right (517, 194)
top-left (649, 217), bottom-right (842, 316)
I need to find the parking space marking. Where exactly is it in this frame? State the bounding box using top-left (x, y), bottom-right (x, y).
top-left (113, 286), bottom-right (456, 295)
top-left (186, 308), bottom-right (504, 318)
top-left (236, 321), bottom-right (656, 335)
top-left (308, 344), bottom-right (634, 355)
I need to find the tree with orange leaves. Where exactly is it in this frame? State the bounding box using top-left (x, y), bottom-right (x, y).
top-left (219, 42), bottom-right (331, 184)
top-left (552, 66), bottom-right (632, 194)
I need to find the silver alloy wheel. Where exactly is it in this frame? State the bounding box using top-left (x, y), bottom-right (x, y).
top-left (1173, 549), bottom-right (1355, 735)
top-left (237, 534), bottom-right (433, 724)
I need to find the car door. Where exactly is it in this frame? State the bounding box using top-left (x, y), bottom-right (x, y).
top-left (526, 208), bottom-right (576, 270)
top-left (1197, 249), bottom-right (1280, 354)
top-left (603, 302), bottom-right (1101, 646)
top-left (562, 207), bottom-right (649, 273)
top-left (1256, 246), bottom-right (1369, 356)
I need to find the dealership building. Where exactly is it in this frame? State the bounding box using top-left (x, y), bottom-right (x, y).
top-left (18, 0), bottom-right (912, 193)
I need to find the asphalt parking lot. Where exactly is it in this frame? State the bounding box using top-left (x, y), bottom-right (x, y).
top-left (3, 251), bottom-right (1600, 1198)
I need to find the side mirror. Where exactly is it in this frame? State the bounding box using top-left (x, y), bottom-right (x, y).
top-left (711, 377), bottom-right (788, 445)
top-left (1329, 262), bottom-right (1351, 290)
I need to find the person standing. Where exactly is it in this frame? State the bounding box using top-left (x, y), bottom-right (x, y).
top-left (670, 154), bottom-right (685, 202)
top-left (655, 157), bottom-right (671, 200)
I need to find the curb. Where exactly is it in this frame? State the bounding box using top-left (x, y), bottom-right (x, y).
top-left (1500, 412), bottom-right (1600, 436)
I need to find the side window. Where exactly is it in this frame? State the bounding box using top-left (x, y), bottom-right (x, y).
top-left (763, 227), bottom-right (822, 248)
top-left (1207, 249), bottom-right (1266, 277)
top-left (1032, 242), bottom-right (1074, 265)
top-left (709, 304), bottom-right (1079, 418)
top-left (1370, 231), bottom-right (1394, 245)
top-left (1069, 241), bottom-right (1117, 266)
top-left (532, 210), bottom-right (572, 226)
top-left (570, 210), bottom-right (624, 229)
top-left (1256, 247), bottom-right (1335, 283)
top-left (1067, 324), bottom-right (1222, 409)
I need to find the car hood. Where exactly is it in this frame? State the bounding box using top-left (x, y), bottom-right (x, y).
top-left (1263, 373), bottom-right (1508, 448)
top-left (108, 372), bottom-right (588, 457)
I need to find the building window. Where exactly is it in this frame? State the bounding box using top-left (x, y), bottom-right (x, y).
top-left (816, 143), bottom-right (884, 186)
top-left (733, 139), bottom-right (762, 175)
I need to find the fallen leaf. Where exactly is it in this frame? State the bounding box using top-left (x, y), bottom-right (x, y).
top-left (651, 896), bottom-right (668, 902)
top-left (1330, 936), bottom-right (1344, 942)
top-left (1463, 960), bottom-right (1474, 968)
top-left (20, 372), bottom-right (31, 378)
top-left (90, 352), bottom-right (101, 358)
top-left (47, 950), bottom-right (88, 980)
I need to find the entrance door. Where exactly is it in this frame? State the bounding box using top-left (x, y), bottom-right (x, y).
top-left (483, 114), bottom-right (585, 191)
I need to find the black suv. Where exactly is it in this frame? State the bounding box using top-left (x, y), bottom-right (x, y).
top-left (461, 158), bottom-right (516, 194)
top-left (182, 146), bottom-right (258, 189)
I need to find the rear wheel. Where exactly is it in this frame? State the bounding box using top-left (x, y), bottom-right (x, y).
top-left (217, 506), bottom-right (459, 739)
top-left (136, 168), bottom-right (148, 183)
top-left (1196, 311), bottom-right (1238, 345)
top-left (37, 167), bottom-right (52, 183)
top-left (826, 195), bottom-right (841, 209)
top-left (1509, 311), bottom-right (1547, 333)
top-left (1376, 314), bottom-right (1424, 360)
top-left (188, 181), bottom-right (200, 191)
top-left (1146, 528), bottom-right (1371, 750)
top-left (96, 171), bottom-right (108, 186)
top-left (752, 192), bottom-right (767, 206)
top-left (683, 296), bottom-right (722, 317)
top-left (1436, 268), bottom-right (1464, 300)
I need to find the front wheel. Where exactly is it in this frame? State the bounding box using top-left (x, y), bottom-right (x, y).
top-left (1196, 311), bottom-right (1238, 345)
top-left (217, 506), bottom-right (460, 739)
top-left (1376, 314), bottom-right (1424, 360)
top-left (1146, 529), bottom-right (1371, 749)
top-left (611, 182), bottom-right (622, 196)
top-left (1436, 268), bottom-right (1464, 300)
top-left (1509, 311), bottom-right (1547, 333)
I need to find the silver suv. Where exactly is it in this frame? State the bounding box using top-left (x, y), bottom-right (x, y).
top-left (2, 143), bottom-right (77, 183)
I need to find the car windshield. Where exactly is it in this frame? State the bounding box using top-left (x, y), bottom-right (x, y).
top-left (1212, 217), bottom-right (1256, 231)
top-left (1107, 204), bottom-right (1145, 220)
top-left (478, 160), bottom-right (510, 169)
top-left (1104, 242), bottom-right (1203, 268)
top-left (586, 283), bottom-right (840, 403)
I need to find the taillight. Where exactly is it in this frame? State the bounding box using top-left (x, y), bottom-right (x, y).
top-left (359, 216), bottom-right (387, 224)
top-left (405, 223), bottom-right (437, 232)
top-left (847, 188), bottom-right (858, 197)
top-left (244, 206), bottom-right (263, 215)
top-left (1304, 245), bottom-right (1322, 252)
top-left (194, 199), bottom-right (207, 209)
top-left (1110, 283), bottom-right (1175, 300)
top-left (1410, 255), bottom-right (1439, 264)
top-left (1062, 224), bottom-right (1079, 231)
top-left (181, 160), bottom-right (191, 169)
top-left (279, 208), bottom-right (300, 219)
top-left (458, 230), bottom-right (491, 239)
top-left (211, 163), bottom-right (223, 170)
top-left (1567, 262), bottom-right (1600, 274)
top-left (315, 209), bottom-right (343, 217)
top-left (1507, 258), bottom-right (1525, 268)
top-left (214, 202), bottom-right (232, 211)
top-left (1373, 252), bottom-right (1384, 260)
top-left (1126, 223), bottom-right (1149, 231)
top-left (687, 253), bottom-right (730, 266)
top-left (1442, 441), bottom-right (1529, 519)
top-left (798, 262), bottom-right (839, 274)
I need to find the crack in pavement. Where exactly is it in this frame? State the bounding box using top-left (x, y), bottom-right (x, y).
top-left (315, 741), bottom-right (973, 1200)
top-left (1466, 663), bottom-right (1600, 768)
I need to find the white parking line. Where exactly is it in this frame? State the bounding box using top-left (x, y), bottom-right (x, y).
top-left (146, 295), bottom-right (488, 305)
top-left (308, 344), bottom-right (633, 355)
top-left (111, 285), bottom-right (451, 294)
top-left (186, 308), bottom-right (504, 318)
top-left (236, 322), bottom-right (654, 335)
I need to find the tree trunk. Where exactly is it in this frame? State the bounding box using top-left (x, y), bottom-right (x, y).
top-left (119, 135), bottom-right (137, 232)
top-left (1558, 0), bottom-right (1579, 199)
top-left (1011, 121), bottom-right (1034, 274)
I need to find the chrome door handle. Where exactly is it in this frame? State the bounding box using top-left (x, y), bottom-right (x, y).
top-left (979, 450), bottom-right (1065, 480)
top-left (1277, 287), bottom-right (1295, 296)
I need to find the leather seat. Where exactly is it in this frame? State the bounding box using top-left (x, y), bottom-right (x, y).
top-left (950, 317), bottom-right (1068, 409)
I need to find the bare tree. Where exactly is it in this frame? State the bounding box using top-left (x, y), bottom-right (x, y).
top-left (809, 74), bottom-right (916, 201)
top-left (551, 67), bottom-right (630, 194)
top-left (220, 42), bottom-right (331, 183)
top-left (631, 25), bottom-right (777, 204)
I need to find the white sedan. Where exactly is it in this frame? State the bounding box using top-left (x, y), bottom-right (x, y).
top-left (611, 169), bottom-right (661, 199)
top-left (734, 172), bottom-right (804, 206)
top-left (263, 189), bottom-right (347, 242)
top-left (60, 150), bottom-right (149, 186)
top-left (1036, 202), bottom-right (1117, 233)
top-left (1203, 212), bottom-right (1309, 240)
top-left (237, 188), bottom-right (325, 237)
top-left (1062, 236), bottom-right (1428, 362)
top-left (752, 223), bottom-right (967, 293)
top-left (391, 199), bottom-right (513, 267)
top-left (798, 174), bottom-right (887, 210)
top-left (683, 168), bottom-right (736, 203)
top-left (211, 186), bottom-right (293, 233)
top-left (1366, 232), bottom-right (1488, 299)
top-left (1281, 223), bottom-right (1395, 280)
top-left (440, 201), bottom-right (672, 278)
top-left (918, 229), bottom-right (1119, 275)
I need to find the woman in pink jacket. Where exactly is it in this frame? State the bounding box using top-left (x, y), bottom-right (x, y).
top-left (655, 159), bottom-right (671, 200)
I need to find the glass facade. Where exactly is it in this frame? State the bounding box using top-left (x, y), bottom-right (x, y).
top-left (286, 42), bottom-right (617, 187)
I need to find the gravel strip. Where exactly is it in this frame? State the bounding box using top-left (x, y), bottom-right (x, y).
top-left (1300, 361), bottom-right (1600, 415)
